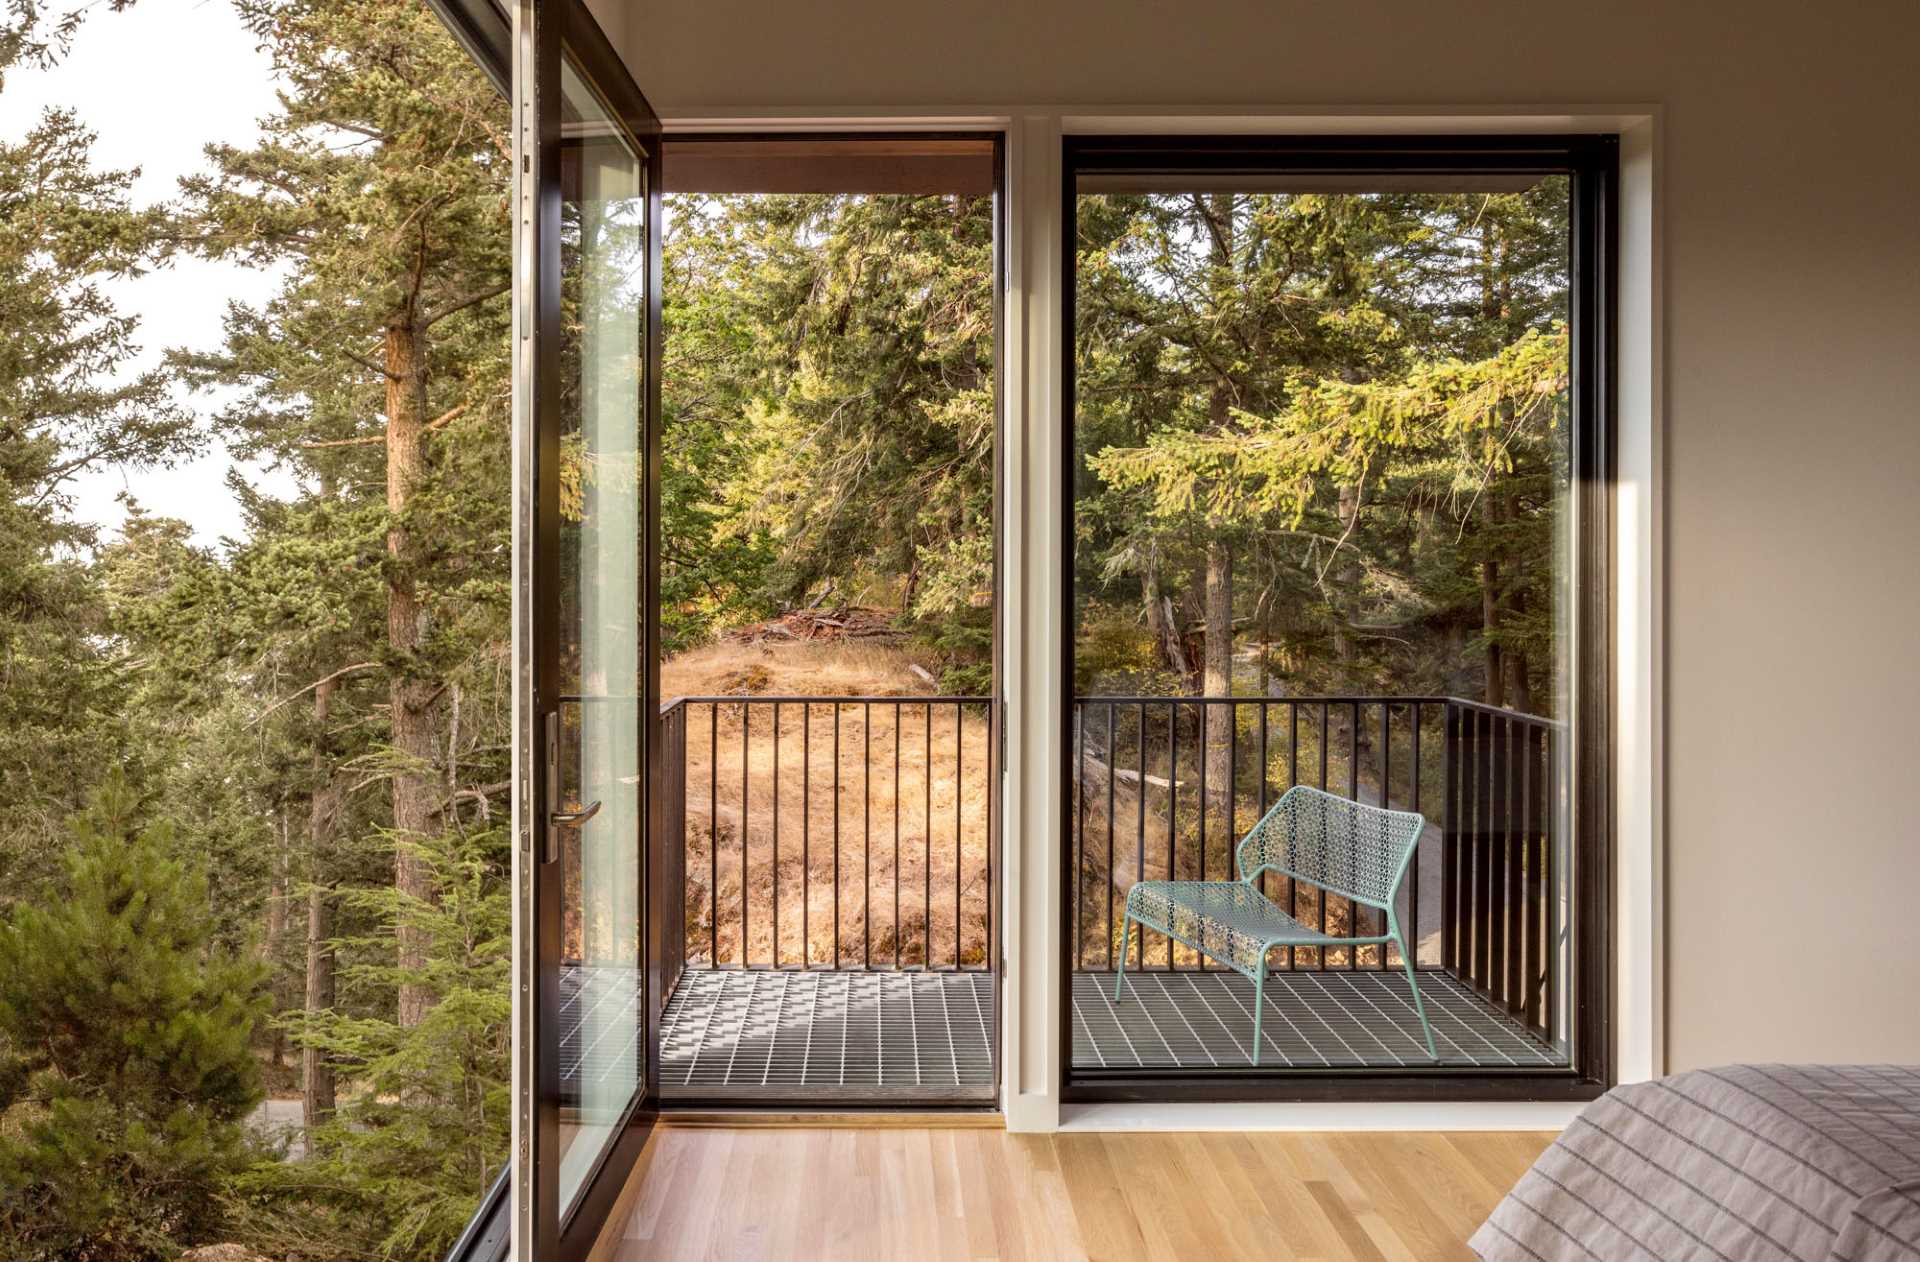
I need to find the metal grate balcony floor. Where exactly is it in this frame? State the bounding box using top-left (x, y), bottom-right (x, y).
top-left (659, 968), bottom-right (997, 1102)
top-left (1071, 969), bottom-right (1561, 1070)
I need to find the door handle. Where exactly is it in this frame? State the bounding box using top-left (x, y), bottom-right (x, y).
top-left (550, 800), bottom-right (601, 827)
top-left (542, 709), bottom-right (601, 863)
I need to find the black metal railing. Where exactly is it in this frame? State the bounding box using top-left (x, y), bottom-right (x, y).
top-left (1441, 698), bottom-right (1563, 1040)
top-left (1068, 695), bottom-right (1563, 1043)
top-left (662, 696), bottom-right (995, 973)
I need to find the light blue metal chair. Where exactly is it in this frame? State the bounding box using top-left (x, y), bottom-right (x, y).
top-left (1114, 783), bottom-right (1437, 1065)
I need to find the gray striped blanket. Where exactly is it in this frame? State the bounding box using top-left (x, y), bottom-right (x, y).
top-left (1472, 1064), bottom-right (1920, 1261)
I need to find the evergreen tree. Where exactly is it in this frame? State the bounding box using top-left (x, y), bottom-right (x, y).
top-left (178, 0), bottom-right (512, 1028)
top-left (227, 826), bottom-right (511, 1262)
top-left (1074, 186), bottom-right (1572, 714)
top-left (0, 774), bottom-right (267, 1261)
top-left (662, 191), bottom-right (995, 653)
top-left (0, 99), bottom-right (193, 902)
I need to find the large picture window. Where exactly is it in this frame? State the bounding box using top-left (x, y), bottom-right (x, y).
top-left (1061, 136), bottom-right (1614, 1099)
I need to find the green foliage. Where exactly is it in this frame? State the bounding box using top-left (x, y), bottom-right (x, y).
top-left (1074, 602), bottom-right (1169, 691)
top-left (1092, 325), bottom-right (1569, 524)
top-left (1072, 185), bottom-right (1573, 710)
top-left (0, 101), bottom-right (193, 902)
top-left (7, 5), bottom-right (516, 1258)
top-left (0, 774), bottom-right (267, 1261)
top-left (228, 827), bottom-right (510, 1262)
top-left (662, 191), bottom-right (996, 666)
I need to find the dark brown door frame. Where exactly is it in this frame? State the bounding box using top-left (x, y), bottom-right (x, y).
top-left (519, 1), bottom-right (663, 1258)
top-left (652, 128), bottom-right (1011, 1113)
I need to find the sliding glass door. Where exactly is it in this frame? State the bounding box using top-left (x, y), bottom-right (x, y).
top-left (514, 1), bottom-right (661, 1256)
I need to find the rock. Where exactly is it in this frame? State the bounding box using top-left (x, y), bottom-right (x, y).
top-left (180, 1247), bottom-right (274, 1262)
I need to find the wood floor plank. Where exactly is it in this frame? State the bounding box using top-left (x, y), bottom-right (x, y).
top-left (599, 1122), bottom-right (1552, 1260)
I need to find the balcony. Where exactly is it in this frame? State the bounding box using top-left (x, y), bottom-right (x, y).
top-left (655, 696), bottom-right (997, 1104)
top-left (1066, 696), bottom-right (1569, 1079)
top-left (629, 693), bottom-right (1566, 1103)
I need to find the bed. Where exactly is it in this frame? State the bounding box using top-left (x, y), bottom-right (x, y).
top-left (1472, 1064), bottom-right (1920, 1260)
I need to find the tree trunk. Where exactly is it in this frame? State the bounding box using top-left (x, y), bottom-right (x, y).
top-left (1202, 539), bottom-right (1233, 798)
top-left (1505, 557), bottom-right (1534, 714)
top-left (302, 678), bottom-right (340, 1130)
top-left (302, 881), bottom-right (336, 1129)
top-left (1332, 481), bottom-right (1363, 670)
top-left (1142, 558), bottom-right (1192, 682)
top-left (1198, 191), bottom-right (1238, 799)
top-left (1481, 559), bottom-right (1504, 709)
top-left (265, 804), bottom-right (290, 1069)
top-left (1507, 646), bottom-right (1534, 715)
top-left (385, 317), bottom-right (440, 1027)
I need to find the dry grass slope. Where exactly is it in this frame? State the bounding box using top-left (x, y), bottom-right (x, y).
top-left (666, 640), bottom-right (993, 969)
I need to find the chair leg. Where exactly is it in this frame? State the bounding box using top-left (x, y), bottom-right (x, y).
top-left (1251, 963), bottom-right (1266, 1067)
top-left (1397, 933), bottom-right (1438, 1060)
top-left (1113, 915), bottom-right (1132, 1003)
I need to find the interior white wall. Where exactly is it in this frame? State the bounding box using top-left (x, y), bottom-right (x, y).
top-left (596, 0), bottom-right (1920, 1081)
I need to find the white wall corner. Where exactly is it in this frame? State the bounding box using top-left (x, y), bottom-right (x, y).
top-left (1614, 111), bottom-right (1664, 1085)
top-left (1002, 113), bottom-right (1065, 1134)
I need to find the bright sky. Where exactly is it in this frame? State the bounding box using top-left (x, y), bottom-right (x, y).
top-left (0, 0), bottom-right (299, 549)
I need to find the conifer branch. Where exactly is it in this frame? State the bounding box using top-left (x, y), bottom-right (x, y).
top-left (252, 662), bottom-right (380, 725)
top-left (298, 404), bottom-right (471, 449)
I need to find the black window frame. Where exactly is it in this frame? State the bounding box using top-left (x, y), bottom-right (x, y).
top-left (1057, 133), bottom-right (1618, 1105)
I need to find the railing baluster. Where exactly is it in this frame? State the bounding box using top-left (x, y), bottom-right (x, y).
top-left (1379, 701), bottom-right (1391, 969)
top-left (1075, 700), bottom-right (1086, 971)
top-left (1135, 703), bottom-right (1146, 970)
top-left (1316, 702), bottom-right (1329, 968)
top-left (1486, 709), bottom-right (1502, 1001)
top-left (833, 703), bottom-right (842, 970)
top-left (1167, 700), bottom-right (1177, 968)
top-left (741, 703), bottom-right (750, 967)
top-left (1455, 703), bottom-right (1468, 980)
top-left (1544, 725), bottom-right (1559, 1043)
top-left (772, 702), bottom-right (781, 968)
top-left (1258, 701), bottom-right (1271, 909)
top-left (924, 701), bottom-right (932, 970)
top-left (1348, 700), bottom-right (1361, 970)
top-left (1442, 702), bottom-right (1459, 975)
top-left (801, 701), bottom-right (810, 968)
top-left (1475, 708), bottom-right (1494, 995)
top-left (1521, 718), bottom-right (1541, 1030)
top-left (894, 704), bottom-right (902, 969)
top-left (864, 702), bottom-right (872, 970)
top-left (1410, 701), bottom-right (1422, 973)
top-left (1198, 700), bottom-right (1209, 892)
top-left (709, 703), bottom-right (718, 966)
top-left (1106, 702), bottom-right (1116, 970)
top-left (954, 703), bottom-right (962, 968)
top-left (1228, 702), bottom-right (1238, 889)
top-left (984, 701), bottom-right (995, 976)
top-left (1287, 702), bottom-right (1299, 969)
top-left (1505, 714), bottom-right (1523, 1012)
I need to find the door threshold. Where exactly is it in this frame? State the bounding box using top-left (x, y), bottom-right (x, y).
top-left (659, 1108), bottom-right (1003, 1129)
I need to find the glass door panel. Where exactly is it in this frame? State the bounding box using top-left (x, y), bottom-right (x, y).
top-left (553, 55), bottom-right (648, 1213)
top-left (515, 1), bottom-right (660, 1254)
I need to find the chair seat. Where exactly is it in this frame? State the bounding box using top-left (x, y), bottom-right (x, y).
top-left (1126, 880), bottom-right (1364, 976)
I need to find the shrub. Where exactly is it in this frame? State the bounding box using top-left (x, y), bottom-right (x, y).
top-left (0, 774), bottom-right (267, 1261)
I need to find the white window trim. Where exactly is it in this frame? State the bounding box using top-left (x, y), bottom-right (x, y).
top-left (658, 105), bottom-right (1664, 1133)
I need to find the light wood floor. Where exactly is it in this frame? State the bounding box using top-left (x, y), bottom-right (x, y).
top-left (596, 1121), bottom-right (1549, 1260)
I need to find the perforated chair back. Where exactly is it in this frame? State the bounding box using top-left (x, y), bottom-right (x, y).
top-left (1235, 784), bottom-right (1424, 912)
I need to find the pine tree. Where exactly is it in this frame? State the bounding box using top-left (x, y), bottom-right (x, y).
top-left (0, 97), bottom-right (194, 903)
top-left (0, 773), bottom-right (267, 1261)
top-left (177, 0), bottom-right (512, 1028)
top-left (227, 825), bottom-right (511, 1262)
